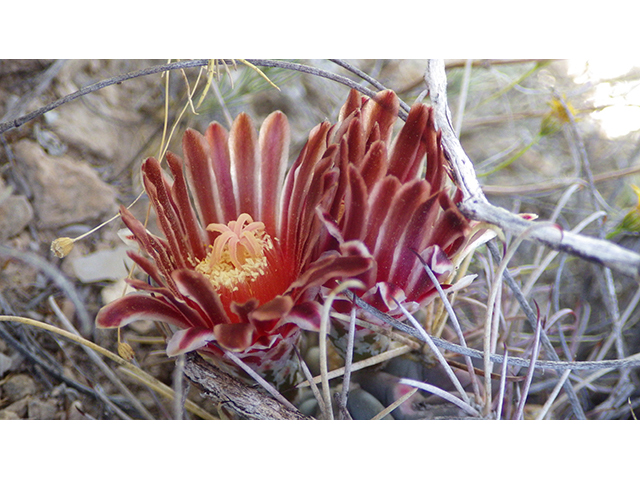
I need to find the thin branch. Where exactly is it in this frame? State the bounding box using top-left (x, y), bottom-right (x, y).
top-left (47, 296), bottom-right (152, 420)
top-left (329, 59), bottom-right (412, 114)
top-left (344, 290), bottom-right (640, 372)
top-left (400, 379), bottom-right (480, 417)
top-left (247, 60), bottom-right (408, 121)
top-left (0, 60), bottom-right (208, 134)
top-left (424, 59), bottom-right (640, 281)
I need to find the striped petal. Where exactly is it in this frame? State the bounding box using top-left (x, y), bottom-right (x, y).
top-left (167, 327), bottom-right (217, 356)
top-left (96, 294), bottom-right (191, 330)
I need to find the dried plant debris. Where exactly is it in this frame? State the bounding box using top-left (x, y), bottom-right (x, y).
top-left (1, 59), bottom-right (640, 420)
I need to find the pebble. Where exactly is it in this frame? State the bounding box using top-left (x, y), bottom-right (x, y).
top-left (2, 373), bottom-right (37, 404)
top-left (12, 139), bottom-right (117, 228)
top-left (28, 398), bottom-right (58, 420)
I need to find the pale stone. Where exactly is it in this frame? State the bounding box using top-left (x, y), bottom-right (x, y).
top-left (12, 139), bottom-right (117, 228)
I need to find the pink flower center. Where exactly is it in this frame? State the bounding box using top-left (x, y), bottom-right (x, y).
top-left (195, 213), bottom-right (276, 296)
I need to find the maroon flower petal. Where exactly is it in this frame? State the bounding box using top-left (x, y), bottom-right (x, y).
top-left (95, 294), bottom-right (191, 330)
top-left (338, 89), bottom-right (364, 123)
top-left (171, 269), bottom-right (230, 326)
top-left (361, 89), bottom-right (399, 146)
top-left (183, 128), bottom-right (223, 232)
top-left (142, 158), bottom-right (190, 269)
top-left (359, 140), bottom-right (388, 192)
top-left (166, 327), bottom-right (217, 356)
top-left (214, 323), bottom-right (256, 352)
top-left (281, 121), bottom-right (332, 247)
top-left (340, 165), bottom-right (369, 242)
top-left (363, 176), bottom-right (401, 252)
top-left (373, 180), bottom-right (430, 278)
top-left (204, 123), bottom-right (238, 223)
top-left (165, 151), bottom-right (206, 260)
top-left (387, 103), bottom-right (430, 183)
top-left (290, 248), bottom-right (373, 294)
top-left (259, 111), bottom-right (290, 234)
top-left (251, 297), bottom-right (291, 320)
top-left (229, 113), bottom-right (259, 217)
top-left (249, 295), bottom-right (294, 333)
top-left (282, 301), bottom-right (323, 332)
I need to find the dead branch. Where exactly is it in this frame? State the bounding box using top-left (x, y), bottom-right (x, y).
top-left (183, 353), bottom-right (311, 420)
top-left (425, 59), bottom-right (640, 281)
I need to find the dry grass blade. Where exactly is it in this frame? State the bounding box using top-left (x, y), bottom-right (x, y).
top-left (0, 315), bottom-right (215, 420)
top-left (47, 296), bottom-right (153, 419)
top-left (296, 345), bottom-right (413, 388)
top-left (496, 345), bottom-right (509, 420)
top-left (393, 299), bottom-right (471, 404)
top-left (514, 314), bottom-right (543, 420)
top-left (400, 379), bottom-right (480, 417)
top-left (370, 387), bottom-right (418, 420)
top-left (223, 351), bottom-right (298, 413)
top-left (338, 307), bottom-right (358, 420)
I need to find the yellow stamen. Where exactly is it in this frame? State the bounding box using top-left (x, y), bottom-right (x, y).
top-left (195, 213), bottom-right (273, 293)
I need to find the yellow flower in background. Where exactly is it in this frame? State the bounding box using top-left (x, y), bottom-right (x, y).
top-left (540, 96), bottom-right (578, 136)
top-left (607, 185), bottom-right (640, 239)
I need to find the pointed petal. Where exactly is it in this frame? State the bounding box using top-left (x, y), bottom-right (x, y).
top-left (205, 123), bottom-right (238, 223)
top-left (376, 282), bottom-right (407, 311)
top-left (363, 176), bottom-right (401, 252)
top-left (283, 301), bottom-right (323, 331)
top-left (388, 103), bottom-right (430, 182)
top-left (142, 157), bottom-right (189, 269)
top-left (281, 121), bottom-right (331, 244)
top-left (341, 165), bottom-right (369, 241)
top-left (166, 327), bottom-right (217, 356)
top-left (253, 296), bottom-right (291, 320)
top-left (359, 140), bottom-right (388, 191)
top-left (373, 180), bottom-right (430, 277)
top-left (96, 294), bottom-right (191, 330)
top-left (361, 89), bottom-right (399, 146)
top-left (172, 269), bottom-right (230, 326)
top-left (338, 89), bottom-right (364, 122)
top-left (291, 250), bottom-right (373, 292)
top-left (183, 128), bottom-right (221, 230)
top-left (259, 111), bottom-right (290, 235)
top-left (247, 295), bottom-right (294, 334)
top-left (214, 323), bottom-right (256, 352)
top-left (229, 112), bottom-right (259, 217)
top-left (166, 151), bottom-right (206, 260)
top-left (119, 206), bottom-right (174, 281)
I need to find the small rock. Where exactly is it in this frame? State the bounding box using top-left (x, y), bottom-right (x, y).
top-left (347, 388), bottom-right (394, 420)
top-left (0, 409), bottom-right (20, 420)
top-left (28, 398), bottom-right (58, 420)
top-left (0, 193), bottom-right (33, 241)
top-left (4, 397), bottom-right (29, 418)
top-left (70, 245), bottom-right (133, 283)
top-left (0, 351), bottom-right (14, 377)
top-left (12, 139), bottom-right (117, 228)
top-left (2, 373), bottom-right (37, 403)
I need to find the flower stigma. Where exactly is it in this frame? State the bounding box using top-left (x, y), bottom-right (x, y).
top-left (195, 213), bottom-right (275, 294)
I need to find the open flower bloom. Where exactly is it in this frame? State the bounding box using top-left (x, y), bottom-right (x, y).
top-left (319, 90), bottom-right (475, 358)
top-left (96, 88), bottom-right (476, 389)
top-left (96, 108), bottom-right (373, 389)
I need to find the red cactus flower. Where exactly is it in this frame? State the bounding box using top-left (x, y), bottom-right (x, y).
top-left (96, 108), bottom-right (373, 389)
top-left (319, 90), bottom-right (474, 359)
top-left (96, 88), bottom-right (475, 391)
